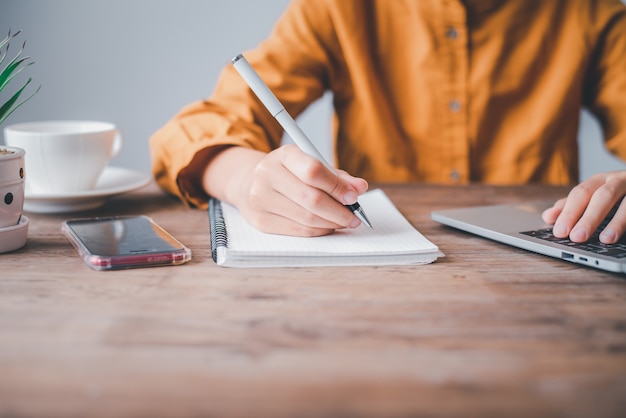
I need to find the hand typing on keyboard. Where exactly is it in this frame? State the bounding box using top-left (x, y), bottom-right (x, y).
top-left (522, 222), bottom-right (626, 259)
top-left (542, 171), bottom-right (626, 244)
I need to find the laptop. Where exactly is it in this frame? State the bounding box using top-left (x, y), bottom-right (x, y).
top-left (431, 201), bottom-right (626, 274)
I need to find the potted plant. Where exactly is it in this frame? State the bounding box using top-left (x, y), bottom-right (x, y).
top-left (0, 29), bottom-right (39, 253)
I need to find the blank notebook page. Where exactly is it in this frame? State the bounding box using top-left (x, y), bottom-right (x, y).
top-left (221, 189), bottom-right (439, 257)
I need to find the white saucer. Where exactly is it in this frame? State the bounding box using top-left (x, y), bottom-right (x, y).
top-left (24, 166), bottom-right (151, 213)
top-left (0, 215), bottom-right (29, 253)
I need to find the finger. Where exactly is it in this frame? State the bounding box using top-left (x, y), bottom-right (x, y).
top-left (281, 145), bottom-right (362, 206)
top-left (276, 175), bottom-right (360, 229)
top-left (541, 197), bottom-right (566, 224)
top-left (244, 204), bottom-right (338, 237)
top-left (559, 173), bottom-right (626, 242)
top-left (247, 183), bottom-right (348, 230)
top-left (599, 199), bottom-right (626, 244)
top-left (568, 190), bottom-right (619, 243)
top-left (248, 157), bottom-right (352, 231)
top-left (336, 169), bottom-right (369, 195)
top-left (552, 176), bottom-right (606, 239)
top-left (276, 146), bottom-right (362, 228)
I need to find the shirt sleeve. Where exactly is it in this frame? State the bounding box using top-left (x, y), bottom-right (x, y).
top-left (149, 0), bottom-right (335, 208)
top-left (582, 0), bottom-right (626, 161)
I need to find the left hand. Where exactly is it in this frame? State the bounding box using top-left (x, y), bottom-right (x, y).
top-left (542, 171), bottom-right (626, 244)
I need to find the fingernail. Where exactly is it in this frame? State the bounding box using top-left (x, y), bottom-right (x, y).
top-left (343, 191), bottom-right (357, 204)
top-left (600, 228), bottom-right (617, 244)
top-left (552, 223), bottom-right (568, 237)
top-left (570, 227), bottom-right (588, 242)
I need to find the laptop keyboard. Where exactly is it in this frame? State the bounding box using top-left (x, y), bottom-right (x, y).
top-left (521, 219), bottom-right (626, 259)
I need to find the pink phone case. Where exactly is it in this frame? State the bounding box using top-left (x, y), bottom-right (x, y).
top-left (62, 215), bottom-right (192, 270)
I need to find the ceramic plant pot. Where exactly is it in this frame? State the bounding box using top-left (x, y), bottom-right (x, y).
top-left (0, 146), bottom-right (28, 253)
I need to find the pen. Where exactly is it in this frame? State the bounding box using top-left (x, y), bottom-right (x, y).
top-left (231, 53), bottom-right (372, 229)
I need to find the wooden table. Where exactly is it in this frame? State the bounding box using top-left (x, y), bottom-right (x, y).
top-left (1, 183), bottom-right (625, 417)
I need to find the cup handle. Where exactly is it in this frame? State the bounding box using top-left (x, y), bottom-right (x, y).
top-left (111, 129), bottom-right (123, 157)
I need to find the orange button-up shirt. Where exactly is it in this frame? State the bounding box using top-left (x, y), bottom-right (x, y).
top-left (150, 0), bottom-right (626, 208)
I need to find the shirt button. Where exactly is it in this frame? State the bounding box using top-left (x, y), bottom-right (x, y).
top-left (449, 100), bottom-right (461, 112)
top-left (446, 27), bottom-right (458, 39)
top-left (450, 170), bottom-right (461, 181)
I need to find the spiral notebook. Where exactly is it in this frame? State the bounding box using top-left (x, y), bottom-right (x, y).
top-left (208, 189), bottom-right (442, 268)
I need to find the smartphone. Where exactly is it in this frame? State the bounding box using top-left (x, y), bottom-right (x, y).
top-left (62, 215), bottom-right (192, 270)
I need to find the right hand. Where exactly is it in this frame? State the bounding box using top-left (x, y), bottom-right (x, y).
top-left (542, 171), bottom-right (626, 243)
top-left (203, 144), bottom-right (368, 236)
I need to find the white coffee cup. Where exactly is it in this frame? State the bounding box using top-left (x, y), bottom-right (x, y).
top-left (4, 120), bottom-right (123, 194)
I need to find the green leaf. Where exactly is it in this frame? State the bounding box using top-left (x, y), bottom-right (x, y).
top-left (0, 30), bottom-right (12, 51)
top-left (0, 56), bottom-right (32, 93)
top-left (0, 29), bottom-right (39, 125)
top-left (0, 77), bottom-right (40, 125)
top-left (0, 30), bottom-right (20, 66)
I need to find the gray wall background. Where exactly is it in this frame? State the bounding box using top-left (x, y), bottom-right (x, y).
top-left (1, 0), bottom-right (625, 180)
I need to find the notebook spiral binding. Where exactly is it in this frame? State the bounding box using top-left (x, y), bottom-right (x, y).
top-left (209, 198), bottom-right (228, 262)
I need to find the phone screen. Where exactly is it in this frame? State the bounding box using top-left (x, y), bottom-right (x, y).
top-left (62, 215), bottom-right (192, 270)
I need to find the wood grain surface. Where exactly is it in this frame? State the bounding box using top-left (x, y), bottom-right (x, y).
top-left (1, 183), bottom-right (625, 418)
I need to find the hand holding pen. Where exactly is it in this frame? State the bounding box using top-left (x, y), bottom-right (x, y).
top-left (232, 54), bottom-right (372, 230)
